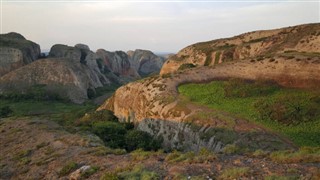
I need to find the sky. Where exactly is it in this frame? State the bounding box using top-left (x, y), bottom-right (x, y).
top-left (1, 0), bottom-right (319, 53)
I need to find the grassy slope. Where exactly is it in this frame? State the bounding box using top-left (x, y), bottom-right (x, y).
top-left (179, 81), bottom-right (320, 147)
top-left (0, 100), bottom-right (97, 128)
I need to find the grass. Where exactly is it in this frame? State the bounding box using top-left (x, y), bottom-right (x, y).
top-left (270, 146), bottom-right (320, 163)
top-left (178, 81), bottom-right (320, 147)
top-left (58, 161), bottom-right (79, 177)
top-left (219, 167), bottom-right (250, 179)
top-left (165, 148), bottom-right (216, 163)
top-left (0, 99), bottom-right (97, 128)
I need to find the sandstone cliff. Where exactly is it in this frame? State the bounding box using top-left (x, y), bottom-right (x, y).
top-left (99, 23), bottom-right (320, 151)
top-left (161, 23), bottom-right (320, 74)
top-left (127, 49), bottom-right (165, 76)
top-left (0, 58), bottom-right (103, 104)
top-left (0, 32), bottom-right (40, 76)
top-left (96, 49), bottom-right (140, 83)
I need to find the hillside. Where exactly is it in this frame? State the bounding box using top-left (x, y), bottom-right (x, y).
top-left (161, 23), bottom-right (320, 75)
top-left (99, 23), bottom-right (320, 152)
top-left (0, 33), bottom-right (166, 103)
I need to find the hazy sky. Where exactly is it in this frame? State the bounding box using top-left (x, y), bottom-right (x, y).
top-left (1, 0), bottom-right (319, 53)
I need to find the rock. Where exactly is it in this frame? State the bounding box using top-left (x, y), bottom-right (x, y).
top-left (96, 49), bottom-right (140, 83)
top-left (99, 23), bottom-right (320, 151)
top-left (0, 58), bottom-right (100, 104)
top-left (48, 44), bottom-right (81, 62)
top-left (75, 43), bottom-right (90, 51)
top-left (160, 23), bottom-right (320, 75)
top-left (69, 165), bottom-right (91, 180)
top-left (48, 44), bottom-right (110, 87)
top-left (127, 49), bottom-right (165, 76)
top-left (0, 32), bottom-right (40, 75)
top-left (0, 48), bottom-right (24, 76)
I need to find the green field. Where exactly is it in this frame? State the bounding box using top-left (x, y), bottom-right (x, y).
top-left (179, 80), bottom-right (320, 147)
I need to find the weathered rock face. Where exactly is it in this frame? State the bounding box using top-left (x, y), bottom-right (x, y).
top-left (0, 58), bottom-right (100, 104)
top-left (100, 55), bottom-right (320, 151)
top-left (0, 48), bottom-right (24, 76)
top-left (48, 44), bottom-right (110, 88)
top-left (127, 49), bottom-right (165, 76)
top-left (96, 49), bottom-right (140, 83)
top-left (100, 23), bottom-right (320, 151)
top-left (0, 32), bottom-right (40, 75)
top-left (161, 23), bottom-right (320, 75)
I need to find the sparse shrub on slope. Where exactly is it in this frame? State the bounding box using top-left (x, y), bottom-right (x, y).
top-left (77, 110), bottom-right (162, 151)
top-left (125, 130), bottom-right (162, 151)
top-left (92, 121), bottom-right (127, 149)
top-left (254, 94), bottom-right (320, 125)
top-left (0, 106), bottom-right (13, 118)
top-left (178, 63), bottom-right (196, 71)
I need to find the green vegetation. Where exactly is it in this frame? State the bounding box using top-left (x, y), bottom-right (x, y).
top-left (165, 148), bottom-right (216, 163)
top-left (77, 110), bottom-right (162, 152)
top-left (179, 80), bottom-right (320, 146)
top-left (219, 167), bottom-right (250, 179)
top-left (0, 84), bottom-right (63, 102)
top-left (270, 147), bottom-right (320, 163)
top-left (101, 165), bottom-right (160, 180)
top-left (58, 161), bottom-right (79, 177)
top-left (117, 165), bottom-right (160, 180)
top-left (178, 63), bottom-right (196, 71)
top-left (0, 106), bottom-right (13, 118)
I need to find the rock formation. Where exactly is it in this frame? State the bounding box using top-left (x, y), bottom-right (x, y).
top-left (99, 23), bottom-right (320, 151)
top-left (0, 58), bottom-right (101, 104)
top-left (0, 32), bottom-right (40, 76)
top-left (127, 49), bottom-right (165, 76)
top-left (161, 23), bottom-right (320, 75)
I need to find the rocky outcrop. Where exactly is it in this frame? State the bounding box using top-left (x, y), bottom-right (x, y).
top-left (100, 23), bottom-right (320, 151)
top-left (0, 32), bottom-right (40, 76)
top-left (48, 44), bottom-right (110, 88)
top-left (127, 49), bottom-right (165, 76)
top-left (0, 58), bottom-right (102, 104)
top-left (100, 55), bottom-right (320, 151)
top-left (161, 23), bottom-right (320, 75)
top-left (96, 49), bottom-right (140, 83)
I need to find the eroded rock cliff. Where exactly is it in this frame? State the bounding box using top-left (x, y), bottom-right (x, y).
top-left (161, 23), bottom-right (320, 75)
top-left (0, 32), bottom-right (40, 76)
top-left (99, 23), bottom-right (320, 151)
top-left (127, 49), bottom-right (165, 76)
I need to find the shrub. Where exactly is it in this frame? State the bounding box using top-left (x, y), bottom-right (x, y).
top-left (125, 130), bottom-right (162, 151)
top-left (92, 122), bottom-right (126, 148)
top-left (87, 88), bottom-right (96, 99)
top-left (58, 161), bottom-right (78, 177)
top-left (77, 110), bottom-right (118, 127)
top-left (0, 106), bottom-right (13, 118)
top-left (178, 63), bottom-right (196, 71)
top-left (254, 94), bottom-right (320, 125)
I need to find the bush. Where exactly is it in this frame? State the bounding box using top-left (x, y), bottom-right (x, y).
top-left (0, 106), bottom-right (13, 118)
top-left (58, 162), bottom-right (79, 177)
top-left (178, 63), bottom-right (196, 71)
top-left (92, 121), bottom-right (126, 148)
top-left (77, 110), bottom-right (118, 127)
top-left (125, 130), bottom-right (162, 151)
top-left (254, 94), bottom-right (320, 125)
